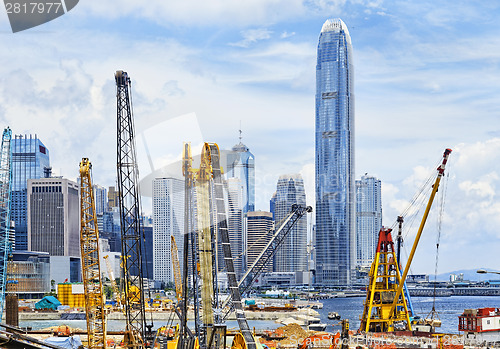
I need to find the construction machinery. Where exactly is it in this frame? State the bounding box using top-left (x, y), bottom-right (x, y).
top-left (359, 227), bottom-right (411, 332)
top-left (359, 148), bottom-right (452, 333)
top-left (0, 127), bottom-right (12, 318)
top-left (79, 158), bottom-right (107, 348)
top-left (171, 236), bottom-right (182, 303)
top-left (116, 70), bottom-right (154, 347)
top-left (103, 254), bottom-right (123, 309)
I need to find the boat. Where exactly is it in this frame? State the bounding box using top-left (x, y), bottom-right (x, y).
top-left (327, 311), bottom-right (341, 320)
top-left (459, 307), bottom-right (500, 344)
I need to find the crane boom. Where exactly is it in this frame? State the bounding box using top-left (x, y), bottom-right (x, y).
top-left (387, 148), bottom-right (452, 322)
top-left (79, 158), bottom-right (106, 348)
top-left (103, 255), bottom-right (123, 309)
top-left (116, 70), bottom-right (152, 346)
top-left (171, 236), bottom-right (182, 302)
top-left (0, 127), bottom-right (12, 317)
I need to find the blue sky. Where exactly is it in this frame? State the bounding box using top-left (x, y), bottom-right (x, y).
top-left (1, 0), bottom-right (500, 275)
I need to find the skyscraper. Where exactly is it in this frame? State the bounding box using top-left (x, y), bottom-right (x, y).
top-left (273, 174), bottom-right (307, 273)
top-left (152, 177), bottom-right (184, 285)
top-left (315, 18), bottom-right (356, 285)
top-left (226, 177), bottom-right (244, 278)
top-left (246, 211), bottom-right (273, 273)
top-left (356, 175), bottom-right (382, 267)
top-left (226, 135), bottom-right (255, 214)
top-left (27, 178), bottom-right (80, 257)
top-left (11, 134), bottom-right (50, 250)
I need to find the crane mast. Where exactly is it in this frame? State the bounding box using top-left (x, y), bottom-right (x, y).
top-left (170, 236), bottom-right (182, 303)
top-left (116, 70), bottom-right (152, 346)
top-left (79, 158), bottom-right (106, 348)
top-left (0, 127), bottom-right (12, 317)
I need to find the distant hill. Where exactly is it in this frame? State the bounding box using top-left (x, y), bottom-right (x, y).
top-left (435, 268), bottom-right (500, 282)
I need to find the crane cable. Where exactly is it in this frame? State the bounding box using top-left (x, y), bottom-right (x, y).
top-left (429, 161), bottom-right (451, 321)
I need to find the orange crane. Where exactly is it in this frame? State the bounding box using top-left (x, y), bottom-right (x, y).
top-left (79, 158), bottom-right (106, 348)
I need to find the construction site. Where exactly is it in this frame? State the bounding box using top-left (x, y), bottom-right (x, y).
top-left (0, 71), bottom-right (461, 349)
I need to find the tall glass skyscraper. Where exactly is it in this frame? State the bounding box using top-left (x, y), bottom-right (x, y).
top-left (273, 174), bottom-right (307, 273)
top-left (226, 138), bottom-right (255, 214)
top-left (356, 175), bottom-right (382, 267)
top-left (11, 135), bottom-right (51, 251)
top-left (315, 18), bottom-right (356, 285)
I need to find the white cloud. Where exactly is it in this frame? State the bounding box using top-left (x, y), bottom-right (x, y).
top-left (281, 31), bottom-right (296, 39)
top-left (229, 28), bottom-right (273, 48)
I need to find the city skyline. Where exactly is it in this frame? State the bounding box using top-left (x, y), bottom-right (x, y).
top-left (0, 2), bottom-right (499, 274)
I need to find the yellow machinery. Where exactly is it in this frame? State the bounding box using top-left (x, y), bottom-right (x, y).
top-left (103, 254), bottom-right (123, 310)
top-left (359, 148), bottom-right (452, 333)
top-left (79, 158), bottom-right (106, 348)
top-left (359, 228), bottom-right (411, 332)
top-left (171, 236), bottom-right (182, 303)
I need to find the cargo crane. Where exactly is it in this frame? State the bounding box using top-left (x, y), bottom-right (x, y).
top-left (0, 127), bottom-right (12, 318)
top-left (79, 158), bottom-right (106, 348)
top-left (359, 148), bottom-right (452, 332)
top-left (220, 204), bottom-right (312, 315)
top-left (116, 70), bottom-right (153, 347)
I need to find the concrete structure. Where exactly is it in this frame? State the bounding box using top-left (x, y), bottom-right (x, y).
top-left (27, 178), bottom-right (80, 257)
top-left (152, 177), bottom-right (184, 285)
top-left (246, 211), bottom-right (274, 273)
top-left (7, 251), bottom-right (50, 299)
top-left (315, 18), bottom-right (356, 285)
top-left (50, 256), bottom-right (81, 285)
top-left (272, 174), bottom-right (307, 273)
top-left (11, 134), bottom-right (51, 250)
top-left (356, 174), bottom-right (382, 266)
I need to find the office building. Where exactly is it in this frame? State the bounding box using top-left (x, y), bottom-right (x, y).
top-left (356, 174), bottom-right (382, 266)
top-left (152, 177), bottom-right (184, 285)
top-left (27, 178), bottom-right (80, 257)
top-left (226, 177), bottom-right (244, 278)
top-left (11, 134), bottom-right (51, 250)
top-left (226, 136), bottom-right (255, 214)
top-left (315, 18), bottom-right (356, 285)
top-left (246, 211), bottom-right (273, 273)
top-left (272, 174), bottom-right (307, 273)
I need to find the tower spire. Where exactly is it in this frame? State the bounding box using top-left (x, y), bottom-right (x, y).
top-left (239, 121), bottom-right (242, 144)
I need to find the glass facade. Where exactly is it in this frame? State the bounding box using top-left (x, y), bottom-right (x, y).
top-left (152, 177), bottom-right (184, 285)
top-left (226, 142), bottom-right (255, 214)
top-left (11, 135), bottom-right (50, 251)
top-left (315, 18), bottom-right (355, 285)
top-left (273, 174), bottom-right (307, 273)
top-left (356, 175), bottom-right (382, 267)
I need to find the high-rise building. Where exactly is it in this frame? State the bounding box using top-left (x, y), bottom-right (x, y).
top-left (108, 186), bottom-right (119, 209)
top-left (272, 174), bottom-right (307, 273)
top-left (93, 184), bottom-right (108, 215)
top-left (152, 177), bottom-right (184, 285)
top-left (246, 211), bottom-right (273, 273)
top-left (226, 177), bottom-right (244, 278)
top-left (27, 178), bottom-right (80, 257)
top-left (356, 174), bottom-right (382, 266)
top-left (315, 18), bottom-right (356, 285)
top-left (226, 135), bottom-right (255, 214)
top-left (11, 134), bottom-right (51, 250)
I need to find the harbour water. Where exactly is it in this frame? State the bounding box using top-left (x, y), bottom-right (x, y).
top-left (18, 296), bottom-right (500, 334)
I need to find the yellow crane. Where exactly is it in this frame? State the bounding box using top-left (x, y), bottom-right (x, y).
top-left (79, 158), bottom-right (106, 348)
top-left (359, 148), bottom-right (452, 333)
top-left (103, 255), bottom-right (123, 310)
top-left (171, 236), bottom-right (182, 303)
